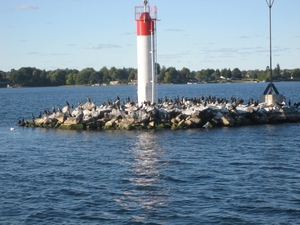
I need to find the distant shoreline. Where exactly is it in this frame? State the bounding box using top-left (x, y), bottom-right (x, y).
top-left (1, 79), bottom-right (299, 89)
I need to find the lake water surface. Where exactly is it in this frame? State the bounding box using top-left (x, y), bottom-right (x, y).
top-left (1, 82), bottom-right (299, 224)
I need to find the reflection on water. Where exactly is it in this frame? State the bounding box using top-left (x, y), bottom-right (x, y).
top-left (130, 132), bottom-right (162, 188)
top-left (117, 131), bottom-right (169, 220)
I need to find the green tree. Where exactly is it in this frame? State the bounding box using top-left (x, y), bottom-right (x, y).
top-left (195, 70), bottom-right (204, 81)
top-left (211, 69), bottom-right (220, 81)
top-left (76, 68), bottom-right (95, 85)
top-left (30, 68), bottom-right (41, 86)
top-left (291, 68), bottom-right (300, 79)
top-left (225, 68), bottom-right (232, 79)
top-left (9, 69), bottom-right (17, 85)
top-left (215, 69), bottom-right (220, 79)
top-left (0, 70), bottom-right (9, 87)
top-left (0, 71), bottom-right (3, 82)
top-left (39, 70), bottom-right (49, 86)
top-left (241, 70), bottom-right (247, 78)
top-left (205, 68), bottom-right (215, 80)
top-left (252, 70), bottom-right (259, 79)
top-left (257, 71), bottom-right (268, 81)
top-left (109, 67), bottom-right (117, 81)
top-left (66, 73), bottom-right (76, 85)
top-left (274, 63), bottom-right (281, 80)
top-left (100, 66), bottom-right (110, 83)
top-left (158, 65), bottom-right (166, 83)
top-left (10, 67), bottom-right (33, 86)
top-left (155, 63), bottom-right (161, 76)
top-left (89, 71), bottom-right (102, 85)
top-left (116, 68), bottom-right (128, 82)
top-left (49, 69), bottom-right (67, 85)
top-left (265, 66), bottom-right (270, 81)
top-left (220, 68), bottom-right (227, 79)
top-left (164, 72), bottom-right (171, 83)
top-left (190, 70), bottom-right (196, 79)
top-left (165, 67), bottom-right (178, 83)
top-left (232, 68), bottom-right (242, 79)
top-left (281, 69), bottom-right (290, 80)
top-left (127, 68), bottom-right (137, 82)
top-left (179, 67), bottom-right (191, 82)
top-left (65, 69), bottom-right (78, 85)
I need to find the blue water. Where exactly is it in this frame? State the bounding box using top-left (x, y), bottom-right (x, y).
top-left (1, 82), bottom-right (300, 224)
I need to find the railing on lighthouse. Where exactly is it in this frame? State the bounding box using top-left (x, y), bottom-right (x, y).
top-left (135, 1), bottom-right (157, 28)
top-left (151, 15), bottom-right (157, 104)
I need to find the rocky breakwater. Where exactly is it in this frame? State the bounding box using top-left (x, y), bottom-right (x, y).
top-left (18, 96), bottom-right (300, 130)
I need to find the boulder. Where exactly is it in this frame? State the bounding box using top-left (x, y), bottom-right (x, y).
top-left (282, 107), bottom-right (300, 122)
top-left (63, 117), bottom-right (77, 125)
top-left (221, 114), bottom-right (235, 126)
top-left (55, 112), bottom-right (65, 123)
top-left (189, 116), bottom-right (201, 125)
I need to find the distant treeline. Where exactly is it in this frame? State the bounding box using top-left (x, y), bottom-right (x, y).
top-left (0, 64), bottom-right (300, 87)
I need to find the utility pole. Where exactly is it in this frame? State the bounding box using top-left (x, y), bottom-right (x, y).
top-left (260, 0), bottom-right (286, 106)
top-left (263, 0), bottom-right (279, 95)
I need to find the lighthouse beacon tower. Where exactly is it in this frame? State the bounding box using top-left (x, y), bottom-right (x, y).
top-left (135, 0), bottom-right (157, 105)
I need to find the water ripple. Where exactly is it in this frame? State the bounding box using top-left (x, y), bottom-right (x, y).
top-left (1, 84), bottom-right (300, 224)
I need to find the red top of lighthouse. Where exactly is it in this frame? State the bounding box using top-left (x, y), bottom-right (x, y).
top-left (136, 12), bottom-right (154, 36)
top-left (135, 1), bottom-right (157, 36)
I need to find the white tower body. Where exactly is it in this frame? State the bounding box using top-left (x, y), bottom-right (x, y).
top-left (135, 2), bottom-right (157, 105)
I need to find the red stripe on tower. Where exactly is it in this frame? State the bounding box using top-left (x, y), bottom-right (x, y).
top-left (136, 12), bottom-right (154, 36)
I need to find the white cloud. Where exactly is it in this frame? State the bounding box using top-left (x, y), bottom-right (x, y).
top-left (273, 46), bottom-right (290, 52)
top-left (213, 48), bottom-right (238, 53)
top-left (14, 5), bottom-right (38, 10)
top-left (165, 28), bottom-right (185, 32)
top-left (86, 44), bottom-right (122, 50)
top-left (124, 32), bottom-right (135, 36)
top-left (51, 53), bottom-right (68, 56)
top-left (28, 51), bottom-right (42, 55)
top-left (159, 53), bottom-right (183, 59)
top-left (240, 36), bottom-right (250, 39)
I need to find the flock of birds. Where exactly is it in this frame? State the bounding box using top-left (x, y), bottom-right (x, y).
top-left (15, 95), bottom-right (263, 128)
top-left (14, 93), bottom-right (299, 131)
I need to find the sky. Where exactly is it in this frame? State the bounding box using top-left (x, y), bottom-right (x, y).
top-left (0, 0), bottom-right (299, 72)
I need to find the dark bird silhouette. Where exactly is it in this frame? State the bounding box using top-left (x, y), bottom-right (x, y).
top-left (58, 105), bottom-right (63, 113)
top-left (52, 106), bottom-right (56, 114)
top-left (31, 113), bottom-right (35, 121)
